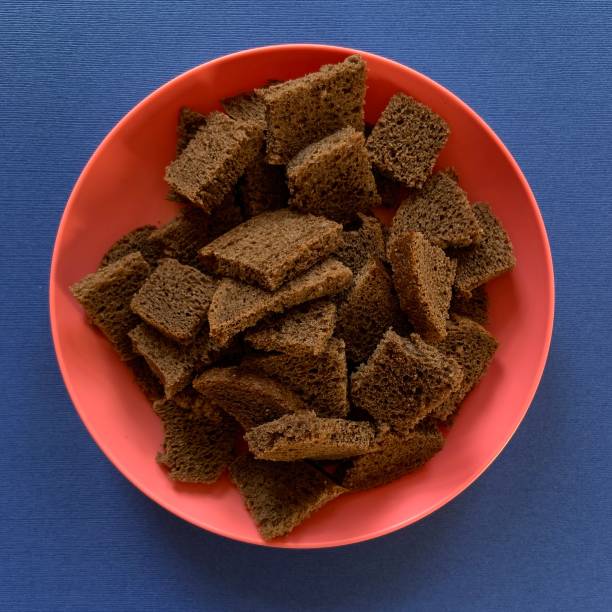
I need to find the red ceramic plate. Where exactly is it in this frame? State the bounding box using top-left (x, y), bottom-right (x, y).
top-left (49, 44), bottom-right (554, 548)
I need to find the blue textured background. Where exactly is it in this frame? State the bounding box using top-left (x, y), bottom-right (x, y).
top-left (2, 1), bottom-right (611, 610)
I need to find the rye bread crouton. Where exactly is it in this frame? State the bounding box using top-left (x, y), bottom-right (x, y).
top-left (176, 107), bottom-right (207, 154)
top-left (229, 455), bottom-right (345, 540)
top-left (287, 127), bottom-right (381, 223)
top-left (154, 399), bottom-right (236, 484)
top-left (391, 171), bottom-right (483, 248)
top-left (451, 203), bottom-right (516, 296)
top-left (259, 55), bottom-right (366, 164)
top-left (207, 258), bottom-right (352, 347)
top-left (387, 231), bottom-right (456, 343)
top-left (164, 112), bottom-right (263, 213)
top-left (70, 252), bottom-right (151, 360)
top-left (199, 209), bottom-right (342, 291)
top-left (245, 410), bottom-right (375, 461)
top-left (192, 367), bottom-right (306, 430)
top-left (350, 330), bottom-right (463, 432)
top-left (131, 258), bottom-right (217, 344)
top-left (99, 226), bottom-right (162, 268)
top-left (245, 300), bottom-right (336, 356)
top-left (450, 285), bottom-right (489, 325)
top-left (333, 213), bottom-right (386, 277)
top-left (367, 92), bottom-right (449, 189)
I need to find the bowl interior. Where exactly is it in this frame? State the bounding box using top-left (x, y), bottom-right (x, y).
top-left (50, 45), bottom-right (553, 548)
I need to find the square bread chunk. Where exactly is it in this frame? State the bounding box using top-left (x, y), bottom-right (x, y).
top-left (193, 367), bottom-right (306, 430)
top-left (287, 127), bottom-right (381, 223)
top-left (340, 422), bottom-right (444, 490)
top-left (154, 399), bottom-right (236, 484)
top-left (131, 258), bottom-right (217, 343)
top-left (387, 231), bottom-right (456, 343)
top-left (351, 330), bottom-right (463, 431)
top-left (367, 92), bottom-right (449, 188)
top-left (245, 300), bottom-right (337, 356)
top-left (242, 337), bottom-right (349, 418)
top-left (164, 112), bottom-right (263, 212)
top-left (229, 455), bottom-right (345, 540)
top-left (432, 315), bottom-right (498, 419)
top-left (258, 55), bottom-right (366, 164)
top-left (199, 209), bottom-right (342, 291)
top-left (451, 203), bottom-right (516, 296)
top-left (336, 259), bottom-right (405, 365)
top-left (70, 252), bottom-right (151, 360)
top-left (207, 258), bottom-right (352, 347)
top-left (391, 170), bottom-right (483, 248)
top-left (333, 213), bottom-right (386, 277)
top-left (245, 410), bottom-right (375, 461)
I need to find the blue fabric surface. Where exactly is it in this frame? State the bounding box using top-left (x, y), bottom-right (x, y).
top-left (1, 1), bottom-right (611, 610)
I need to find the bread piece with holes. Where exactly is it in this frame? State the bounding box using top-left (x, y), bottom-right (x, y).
top-left (333, 213), bottom-right (386, 277)
top-left (245, 410), bottom-right (375, 461)
top-left (193, 367), bottom-right (306, 430)
top-left (387, 231), bottom-right (456, 343)
top-left (70, 252), bottom-right (151, 360)
top-left (200, 209), bottom-right (342, 291)
top-left (367, 93), bottom-right (449, 189)
top-left (154, 399), bottom-right (236, 484)
top-left (351, 330), bottom-right (463, 431)
top-left (229, 455), bottom-right (345, 540)
top-left (131, 258), bottom-right (217, 343)
top-left (287, 127), bottom-right (381, 223)
top-left (258, 55), bottom-right (366, 164)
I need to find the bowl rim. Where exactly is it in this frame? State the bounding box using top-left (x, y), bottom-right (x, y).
top-left (49, 43), bottom-right (555, 548)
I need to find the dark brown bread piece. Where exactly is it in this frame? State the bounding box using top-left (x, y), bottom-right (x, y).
top-left (387, 231), bottom-right (456, 343)
top-left (176, 107), bottom-right (207, 153)
top-left (192, 367), bottom-right (306, 430)
top-left (259, 55), bottom-right (366, 164)
top-left (164, 112), bottom-right (263, 213)
top-left (148, 207), bottom-right (211, 267)
top-left (245, 300), bottom-right (337, 356)
top-left (222, 92), bottom-right (267, 126)
top-left (341, 422), bottom-right (444, 490)
top-left (350, 330), bottom-right (463, 431)
top-left (242, 337), bottom-right (349, 418)
top-left (239, 151), bottom-right (288, 217)
top-left (207, 258), bottom-right (352, 346)
top-left (245, 410), bottom-right (375, 461)
top-left (374, 170), bottom-right (409, 208)
top-left (229, 455), bottom-right (345, 540)
top-left (287, 127), bottom-right (381, 223)
top-left (451, 203), bottom-right (516, 296)
top-left (200, 209), bottom-right (342, 291)
top-left (129, 323), bottom-right (216, 398)
top-left (432, 315), bottom-right (498, 419)
top-left (391, 171), bottom-right (483, 248)
top-left (336, 259), bottom-right (404, 365)
top-left (450, 285), bottom-right (489, 325)
top-left (154, 399), bottom-right (236, 484)
top-left (99, 226), bottom-right (162, 268)
top-left (367, 92), bottom-right (450, 189)
top-left (131, 258), bottom-right (217, 343)
top-left (333, 213), bottom-right (386, 277)
top-left (127, 357), bottom-right (164, 401)
top-left (171, 387), bottom-right (224, 424)
top-left (70, 252), bottom-right (151, 360)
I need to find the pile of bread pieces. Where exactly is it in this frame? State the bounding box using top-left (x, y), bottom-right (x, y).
top-left (71, 55), bottom-right (515, 541)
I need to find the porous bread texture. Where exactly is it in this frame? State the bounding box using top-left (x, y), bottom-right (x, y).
top-left (99, 226), bottom-right (162, 268)
top-left (367, 92), bottom-right (449, 188)
top-left (333, 213), bottom-right (386, 277)
top-left (450, 285), bottom-right (489, 325)
top-left (192, 366), bottom-right (307, 430)
top-left (70, 252), bottom-right (151, 360)
top-left (245, 410), bottom-right (375, 461)
top-left (229, 455), bottom-right (345, 540)
top-left (130, 258), bottom-right (217, 344)
top-left (387, 230), bottom-right (456, 343)
top-left (287, 127), bottom-right (381, 223)
top-left (199, 209), bottom-right (342, 291)
top-left (258, 55), bottom-right (366, 164)
top-left (165, 112), bottom-right (263, 212)
top-left (207, 258), bottom-right (352, 347)
top-left (350, 329), bottom-right (463, 432)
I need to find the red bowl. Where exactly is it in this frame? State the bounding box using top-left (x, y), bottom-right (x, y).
top-left (49, 44), bottom-right (554, 548)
